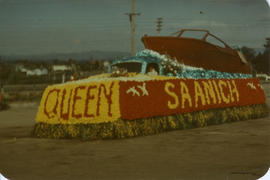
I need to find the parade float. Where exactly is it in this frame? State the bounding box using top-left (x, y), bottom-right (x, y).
top-left (33, 29), bottom-right (268, 139)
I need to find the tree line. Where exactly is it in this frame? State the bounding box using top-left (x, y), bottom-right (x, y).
top-left (240, 38), bottom-right (269, 74)
top-left (0, 59), bottom-right (109, 85)
top-left (0, 37), bottom-right (269, 85)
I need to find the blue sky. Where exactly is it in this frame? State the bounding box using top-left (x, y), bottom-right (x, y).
top-left (0, 0), bottom-right (269, 55)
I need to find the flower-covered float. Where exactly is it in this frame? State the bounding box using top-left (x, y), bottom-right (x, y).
top-left (32, 49), bottom-right (268, 139)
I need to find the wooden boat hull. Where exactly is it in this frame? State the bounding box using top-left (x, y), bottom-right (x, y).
top-left (142, 35), bottom-right (252, 74)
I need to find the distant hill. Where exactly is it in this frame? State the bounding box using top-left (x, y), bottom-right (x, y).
top-left (2, 50), bottom-right (131, 61)
top-left (1, 48), bottom-right (265, 61)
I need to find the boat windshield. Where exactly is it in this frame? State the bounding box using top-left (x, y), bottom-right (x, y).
top-left (111, 61), bottom-right (142, 73)
top-left (177, 29), bottom-right (229, 48)
top-left (179, 30), bottom-right (207, 39)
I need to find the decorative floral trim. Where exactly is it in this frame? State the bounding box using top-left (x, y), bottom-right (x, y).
top-left (126, 83), bottom-right (149, 96)
top-left (119, 78), bottom-right (265, 120)
top-left (32, 104), bottom-right (269, 139)
top-left (135, 49), bottom-right (252, 79)
top-left (36, 77), bottom-right (265, 124)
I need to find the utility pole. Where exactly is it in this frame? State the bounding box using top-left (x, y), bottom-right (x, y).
top-left (126, 0), bottom-right (140, 56)
top-left (156, 17), bottom-right (163, 35)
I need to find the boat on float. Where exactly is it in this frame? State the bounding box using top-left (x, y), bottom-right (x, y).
top-left (141, 29), bottom-right (252, 74)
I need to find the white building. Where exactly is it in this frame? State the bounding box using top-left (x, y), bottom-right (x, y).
top-left (52, 65), bottom-right (72, 72)
top-left (16, 64), bottom-right (48, 76)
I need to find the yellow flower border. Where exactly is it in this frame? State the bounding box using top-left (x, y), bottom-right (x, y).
top-left (32, 104), bottom-right (269, 140)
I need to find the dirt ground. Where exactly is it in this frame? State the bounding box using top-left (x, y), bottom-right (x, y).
top-left (0, 84), bottom-right (270, 180)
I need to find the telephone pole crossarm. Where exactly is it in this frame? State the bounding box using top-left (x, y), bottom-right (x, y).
top-left (156, 17), bottom-right (163, 35)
